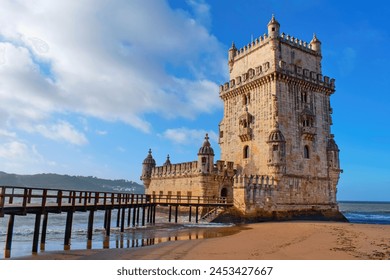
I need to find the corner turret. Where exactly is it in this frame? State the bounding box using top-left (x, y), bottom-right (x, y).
top-left (198, 134), bottom-right (214, 173)
top-left (267, 123), bottom-right (286, 175)
top-left (310, 33), bottom-right (321, 54)
top-left (228, 42), bottom-right (237, 72)
top-left (140, 149), bottom-right (156, 188)
top-left (267, 14), bottom-right (280, 38)
top-left (327, 134), bottom-right (340, 170)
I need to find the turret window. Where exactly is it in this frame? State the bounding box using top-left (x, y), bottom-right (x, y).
top-left (304, 145), bottom-right (310, 159)
top-left (243, 145), bottom-right (250, 159)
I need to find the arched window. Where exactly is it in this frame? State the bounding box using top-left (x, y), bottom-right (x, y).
top-left (304, 145), bottom-right (310, 159)
top-left (221, 188), bottom-right (228, 198)
top-left (242, 93), bottom-right (250, 106)
top-left (243, 145), bottom-right (249, 159)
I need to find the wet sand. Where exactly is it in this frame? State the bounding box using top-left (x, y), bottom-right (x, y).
top-left (13, 222), bottom-right (390, 260)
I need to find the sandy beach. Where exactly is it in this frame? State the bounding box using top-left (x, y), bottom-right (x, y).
top-left (13, 221), bottom-right (390, 260)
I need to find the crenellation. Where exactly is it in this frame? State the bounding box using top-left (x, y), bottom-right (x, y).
top-left (220, 66), bottom-right (336, 95)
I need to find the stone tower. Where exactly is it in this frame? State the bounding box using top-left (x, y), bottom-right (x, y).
top-left (141, 16), bottom-right (344, 221)
top-left (219, 15), bottom-right (343, 218)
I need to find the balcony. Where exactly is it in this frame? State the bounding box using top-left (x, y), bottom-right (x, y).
top-left (301, 126), bottom-right (316, 140)
top-left (239, 127), bottom-right (252, 142)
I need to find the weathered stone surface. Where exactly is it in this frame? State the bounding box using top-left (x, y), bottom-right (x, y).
top-left (140, 16), bottom-right (343, 221)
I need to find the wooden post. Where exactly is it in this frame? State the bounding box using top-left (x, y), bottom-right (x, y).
top-left (103, 209), bottom-right (108, 229)
top-left (27, 188), bottom-right (33, 203)
top-left (136, 206), bottom-right (140, 226)
top-left (127, 207), bottom-right (131, 227)
top-left (195, 206), bottom-right (199, 223)
top-left (153, 205), bottom-right (157, 224)
top-left (142, 206), bottom-right (146, 226)
top-left (5, 214), bottom-right (15, 258)
top-left (57, 190), bottom-right (62, 212)
top-left (189, 206), bottom-right (192, 222)
top-left (22, 189), bottom-right (28, 214)
top-left (146, 205), bottom-right (150, 223)
top-left (64, 211), bottom-right (73, 250)
top-left (132, 207), bottom-right (136, 227)
top-left (0, 187), bottom-right (5, 217)
top-left (168, 205), bottom-right (172, 222)
top-left (116, 208), bottom-right (121, 227)
top-left (120, 207), bottom-right (125, 232)
top-left (32, 213), bottom-right (41, 253)
top-left (105, 209), bottom-right (112, 236)
top-left (87, 210), bottom-right (94, 249)
top-left (94, 192), bottom-right (99, 209)
top-left (175, 205), bottom-right (178, 223)
top-left (40, 213), bottom-right (48, 251)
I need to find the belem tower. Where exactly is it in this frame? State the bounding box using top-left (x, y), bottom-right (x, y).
top-left (140, 16), bottom-right (345, 222)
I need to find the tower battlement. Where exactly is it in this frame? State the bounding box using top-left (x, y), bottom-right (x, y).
top-left (149, 159), bottom-right (235, 179)
top-left (219, 66), bottom-right (336, 96)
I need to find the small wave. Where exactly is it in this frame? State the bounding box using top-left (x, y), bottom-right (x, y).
top-left (343, 212), bottom-right (390, 225)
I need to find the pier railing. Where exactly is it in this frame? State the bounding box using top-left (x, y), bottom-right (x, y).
top-left (150, 194), bottom-right (233, 206)
top-left (0, 186), bottom-right (234, 258)
top-left (0, 186), bottom-right (150, 216)
top-left (0, 186), bottom-right (155, 258)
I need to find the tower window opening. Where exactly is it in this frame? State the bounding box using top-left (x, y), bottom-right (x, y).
top-left (221, 188), bottom-right (228, 198)
top-left (243, 93), bottom-right (250, 105)
top-left (243, 145), bottom-right (250, 159)
top-left (301, 92), bottom-right (308, 103)
top-left (304, 145), bottom-right (310, 159)
top-left (273, 144), bottom-right (279, 151)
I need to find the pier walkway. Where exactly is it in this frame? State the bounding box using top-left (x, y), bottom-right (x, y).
top-left (0, 186), bottom-right (233, 258)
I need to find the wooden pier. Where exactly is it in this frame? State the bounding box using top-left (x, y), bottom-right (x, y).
top-left (0, 186), bottom-right (233, 258)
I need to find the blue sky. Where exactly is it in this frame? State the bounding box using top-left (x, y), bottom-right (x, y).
top-left (0, 0), bottom-right (389, 201)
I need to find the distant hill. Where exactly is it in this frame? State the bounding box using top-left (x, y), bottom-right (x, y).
top-left (0, 171), bottom-right (144, 194)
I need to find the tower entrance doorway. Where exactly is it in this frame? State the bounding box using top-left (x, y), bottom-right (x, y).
top-left (220, 187), bottom-right (228, 198)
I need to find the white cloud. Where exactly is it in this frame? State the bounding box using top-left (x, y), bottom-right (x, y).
top-left (162, 127), bottom-right (218, 145)
top-left (0, 141), bottom-right (29, 159)
top-left (96, 130), bottom-right (108, 136)
top-left (0, 129), bottom-right (16, 138)
top-left (0, 0), bottom-right (226, 139)
top-left (186, 0), bottom-right (212, 29)
top-left (33, 121), bottom-right (88, 146)
top-left (0, 140), bottom-right (47, 173)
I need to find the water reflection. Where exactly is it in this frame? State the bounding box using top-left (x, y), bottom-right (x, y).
top-left (90, 224), bottom-right (242, 251)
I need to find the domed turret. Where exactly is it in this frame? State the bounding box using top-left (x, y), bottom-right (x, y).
top-left (267, 123), bottom-right (286, 175)
top-left (140, 149), bottom-right (156, 188)
top-left (163, 154), bottom-right (171, 166)
top-left (327, 137), bottom-right (339, 152)
top-left (228, 42), bottom-right (237, 72)
top-left (198, 134), bottom-right (214, 174)
top-left (142, 149), bottom-right (156, 165)
top-left (310, 33), bottom-right (321, 54)
top-left (267, 14), bottom-right (280, 38)
top-left (198, 133), bottom-right (214, 156)
top-left (327, 135), bottom-right (340, 170)
top-left (268, 127), bottom-right (286, 143)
